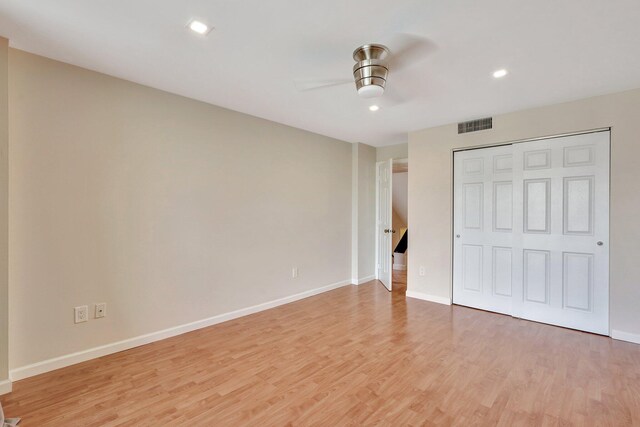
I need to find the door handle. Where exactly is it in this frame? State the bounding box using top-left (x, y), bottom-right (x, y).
top-left (597, 241), bottom-right (604, 246)
top-left (384, 229), bottom-right (390, 233)
top-left (456, 234), bottom-right (461, 238)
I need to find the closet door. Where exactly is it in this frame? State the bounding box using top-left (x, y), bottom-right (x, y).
top-left (453, 144), bottom-right (515, 315)
top-left (512, 131), bottom-right (609, 334)
top-left (453, 131), bottom-right (609, 335)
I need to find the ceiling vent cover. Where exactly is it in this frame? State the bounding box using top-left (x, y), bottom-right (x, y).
top-left (458, 117), bottom-right (492, 134)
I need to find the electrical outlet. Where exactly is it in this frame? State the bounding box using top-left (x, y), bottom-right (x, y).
top-left (95, 303), bottom-right (107, 319)
top-left (419, 266), bottom-right (426, 277)
top-left (292, 267), bottom-right (298, 278)
top-left (74, 305), bottom-right (88, 324)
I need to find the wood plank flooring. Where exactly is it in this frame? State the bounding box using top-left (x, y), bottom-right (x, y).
top-left (393, 268), bottom-right (407, 294)
top-left (2, 280), bottom-right (639, 426)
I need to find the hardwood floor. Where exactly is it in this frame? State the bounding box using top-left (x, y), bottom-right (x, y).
top-left (2, 282), bottom-right (639, 426)
top-left (393, 268), bottom-right (407, 294)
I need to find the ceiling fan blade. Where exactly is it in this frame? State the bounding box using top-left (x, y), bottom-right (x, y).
top-left (294, 78), bottom-right (353, 92)
top-left (388, 33), bottom-right (436, 72)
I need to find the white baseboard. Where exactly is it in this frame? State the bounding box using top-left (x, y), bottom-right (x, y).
top-left (393, 264), bottom-right (406, 271)
top-left (10, 279), bottom-right (351, 382)
top-left (354, 275), bottom-right (376, 285)
top-left (611, 330), bottom-right (640, 345)
top-left (0, 379), bottom-right (11, 395)
top-left (406, 290), bottom-right (451, 306)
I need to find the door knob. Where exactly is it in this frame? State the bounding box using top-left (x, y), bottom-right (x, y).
top-left (384, 229), bottom-right (390, 233)
top-left (456, 234), bottom-right (461, 238)
top-left (597, 241), bottom-right (604, 246)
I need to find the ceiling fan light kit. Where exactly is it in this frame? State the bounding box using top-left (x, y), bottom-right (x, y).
top-left (353, 44), bottom-right (390, 98)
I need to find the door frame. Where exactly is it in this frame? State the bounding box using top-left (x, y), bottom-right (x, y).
top-left (449, 127), bottom-right (611, 332)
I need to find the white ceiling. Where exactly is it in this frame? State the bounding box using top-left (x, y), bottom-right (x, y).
top-left (1, 0), bottom-right (640, 146)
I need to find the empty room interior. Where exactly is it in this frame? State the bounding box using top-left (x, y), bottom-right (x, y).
top-left (1, 1), bottom-right (640, 425)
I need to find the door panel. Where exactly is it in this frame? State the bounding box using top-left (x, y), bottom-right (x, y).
top-left (376, 160), bottom-right (393, 291)
top-left (564, 145), bottom-right (595, 167)
top-left (524, 149), bottom-right (551, 170)
top-left (463, 158), bottom-right (484, 175)
top-left (463, 183), bottom-right (483, 229)
top-left (524, 179), bottom-right (551, 233)
top-left (563, 176), bottom-right (593, 235)
top-left (493, 154), bottom-right (513, 173)
top-left (462, 245), bottom-right (483, 291)
top-left (523, 250), bottom-right (550, 304)
top-left (563, 252), bottom-right (593, 311)
top-left (492, 247), bottom-right (513, 297)
top-left (453, 144), bottom-right (514, 315)
top-left (493, 182), bottom-right (513, 231)
top-left (454, 131), bottom-right (610, 335)
top-left (513, 131), bottom-right (609, 334)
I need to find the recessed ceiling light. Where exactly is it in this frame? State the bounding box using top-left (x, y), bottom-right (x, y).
top-left (493, 69), bottom-right (508, 78)
top-left (188, 20), bottom-right (210, 35)
top-left (369, 105), bottom-right (380, 112)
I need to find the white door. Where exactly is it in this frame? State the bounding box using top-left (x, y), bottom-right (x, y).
top-left (512, 132), bottom-right (609, 334)
top-left (453, 144), bottom-right (514, 315)
top-left (453, 131), bottom-right (610, 335)
top-left (376, 159), bottom-right (393, 291)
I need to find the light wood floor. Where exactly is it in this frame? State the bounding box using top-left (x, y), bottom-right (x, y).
top-left (393, 268), bottom-right (407, 295)
top-left (2, 281), bottom-right (639, 426)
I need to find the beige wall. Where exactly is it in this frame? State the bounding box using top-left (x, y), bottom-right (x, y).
top-left (351, 143), bottom-right (376, 282)
top-left (8, 49), bottom-right (353, 369)
top-left (408, 88), bottom-right (640, 339)
top-left (0, 38), bottom-right (8, 384)
top-left (391, 172), bottom-right (408, 252)
top-left (376, 143), bottom-right (408, 162)
top-left (392, 171), bottom-right (408, 223)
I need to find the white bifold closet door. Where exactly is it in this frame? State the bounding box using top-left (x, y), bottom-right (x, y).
top-left (453, 131), bottom-right (609, 335)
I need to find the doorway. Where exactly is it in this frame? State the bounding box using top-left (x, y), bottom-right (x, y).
top-left (375, 158), bottom-right (408, 294)
top-left (392, 159), bottom-right (408, 294)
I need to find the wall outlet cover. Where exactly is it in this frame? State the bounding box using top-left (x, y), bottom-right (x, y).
top-left (74, 305), bottom-right (88, 324)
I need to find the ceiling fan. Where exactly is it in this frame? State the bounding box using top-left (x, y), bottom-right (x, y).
top-left (294, 34), bottom-right (434, 103)
top-left (352, 43), bottom-right (391, 99)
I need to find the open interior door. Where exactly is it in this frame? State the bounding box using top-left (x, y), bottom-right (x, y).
top-left (376, 159), bottom-right (393, 291)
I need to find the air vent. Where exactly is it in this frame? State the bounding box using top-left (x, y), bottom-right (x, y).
top-left (458, 117), bottom-right (492, 134)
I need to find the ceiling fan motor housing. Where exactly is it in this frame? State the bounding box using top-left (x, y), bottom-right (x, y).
top-left (353, 44), bottom-right (390, 98)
